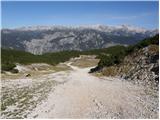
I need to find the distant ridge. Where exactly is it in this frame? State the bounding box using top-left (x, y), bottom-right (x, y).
top-left (2, 24), bottom-right (158, 54)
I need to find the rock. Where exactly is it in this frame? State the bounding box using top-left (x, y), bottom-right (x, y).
top-left (151, 66), bottom-right (159, 75)
top-left (25, 74), bottom-right (31, 77)
top-left (89, 66), bottom-right (101, 73)
top-left (10, 69), bottom-right (19, 73)
top-left (100, 44), bottom-right (159, 89)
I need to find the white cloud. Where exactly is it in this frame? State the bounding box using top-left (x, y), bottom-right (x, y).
top-left (46, 12), bottom-right (154, 22)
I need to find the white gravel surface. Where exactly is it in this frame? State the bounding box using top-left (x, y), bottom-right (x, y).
top-left (28, 63), bottom-right (159, 119)
top-left (1, 62), bottom-right (159, 119)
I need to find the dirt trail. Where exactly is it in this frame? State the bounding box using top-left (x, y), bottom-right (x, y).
top-left (26, 62), bottom-right (158, 119)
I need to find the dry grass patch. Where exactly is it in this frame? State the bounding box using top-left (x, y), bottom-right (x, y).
top-left (148, 45), bottom-right (159, 54)
top-left (71, 55), bottom-right (99, 68)
top-left (101, 64), bottom-right (132, 77)
top-left (1, 63), bottom-right (71, 80)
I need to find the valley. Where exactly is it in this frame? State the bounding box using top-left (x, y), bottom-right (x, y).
top-left (2, 25), bottom-right (158, 54)
top-left (1, 1), bottom-right (159, 119)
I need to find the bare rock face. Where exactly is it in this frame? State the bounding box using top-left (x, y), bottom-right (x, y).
top-left (124, 45), bottom-right (158, 88)
top-left (1, 25), bottom-right (158, 54)
top-left (101, 45), bottom-right (159, 90)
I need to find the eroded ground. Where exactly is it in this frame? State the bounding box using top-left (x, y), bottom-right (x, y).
top-left (1, 55), bottom-right (159, 119)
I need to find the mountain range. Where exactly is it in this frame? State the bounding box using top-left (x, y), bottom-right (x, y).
top-left (2, 24), bottom-right (158, 54)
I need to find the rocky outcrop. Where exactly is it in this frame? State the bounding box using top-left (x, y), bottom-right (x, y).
top-left (101, 45), bottom-right (159, 89)
top-left (2, 25), bottom-right (158, 54)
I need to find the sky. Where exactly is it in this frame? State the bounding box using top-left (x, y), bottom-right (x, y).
top-left (1, 1), bottom-right (159, 29)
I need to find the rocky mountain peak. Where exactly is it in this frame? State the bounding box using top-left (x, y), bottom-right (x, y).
top-left (1, 24), bottom-right (158, 54)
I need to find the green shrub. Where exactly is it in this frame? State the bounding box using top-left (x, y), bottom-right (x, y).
top-left (134, 34), bottom-right (159, 49)
top-left (2, 62), bottom-right (16, 71)
top-left (96, 34), bottom-right (159, 69)
top-left (97, 45), bottom-right (127, 67)
top-left (1, 48), bottom-right (81, 72)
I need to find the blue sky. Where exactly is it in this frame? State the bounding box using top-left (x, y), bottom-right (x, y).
top-left (2, 1), bottom-right (159, 29)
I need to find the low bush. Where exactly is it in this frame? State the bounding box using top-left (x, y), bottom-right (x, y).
top-left (2, 62), bottom-right (16, 71)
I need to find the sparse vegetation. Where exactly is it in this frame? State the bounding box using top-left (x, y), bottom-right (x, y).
top-left (90, 34), bottom-right (159, 72)
top-left (71, 55), bottom-right (99, 68)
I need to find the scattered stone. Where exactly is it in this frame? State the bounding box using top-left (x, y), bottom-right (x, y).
top-left (99, 45), bottom-right (159, 89)
top-left (25, 74), bottom-right (31, 77)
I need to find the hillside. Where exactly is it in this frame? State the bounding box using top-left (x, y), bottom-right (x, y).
top-left (0, 46), bottom-right (121, 72)
top-left (1, 35), bottom-right (159, 119)
top-left (1, 49), bottom-right (80, 72)
top-left (2, 35), bottom-right (158, 74)
top-left (1, 50), bottom-right (159, 119)
top-left (90, 34), bottom-right (159, 88)
top-left (2, 24), bottom-right (158, 54)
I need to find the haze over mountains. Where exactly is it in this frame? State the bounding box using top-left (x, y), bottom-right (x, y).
top-left (2, 24), bottom-right (158, 54)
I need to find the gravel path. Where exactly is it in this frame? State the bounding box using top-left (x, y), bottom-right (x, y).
top-left (28, 63), bottom-right (159, 119)
top-left (1, 63), bottom-right (159, 119)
